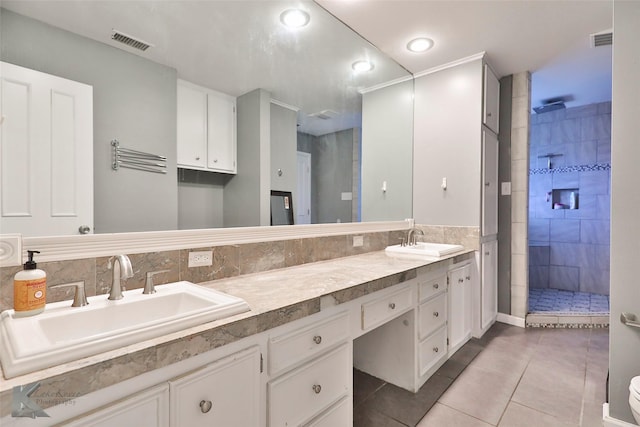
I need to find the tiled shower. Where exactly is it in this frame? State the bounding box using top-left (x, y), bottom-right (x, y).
top-left (528, 101), bottom-right (611, 317)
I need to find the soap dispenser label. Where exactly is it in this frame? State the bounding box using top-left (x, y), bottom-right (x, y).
top-left (14, 278), bottom-right (47, 312)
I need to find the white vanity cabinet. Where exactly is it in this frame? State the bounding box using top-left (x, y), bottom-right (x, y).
top-left (417, 269), bottom-right (448, 378)
top-left (61, 384), bottom-right (170, 427)
top-left (267, 311), bottom-right (352, 426)
top-left (168, 346), bottom-right (261, 427)
top-left (448, 263), bottom-right (473, 354)
top-left (177, 79), bottom-right (237, 174)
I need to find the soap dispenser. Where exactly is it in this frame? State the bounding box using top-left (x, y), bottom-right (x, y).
top-left (13, 250), bottom-right (47, 317)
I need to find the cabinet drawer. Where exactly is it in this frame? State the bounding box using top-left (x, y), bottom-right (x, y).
top-left (268, 343), bottom-right (350, 427)
top-left (418, 293), bottom-right (447, 340)
top-left (418, 273), bottom-right (447, 302)
top-left (269, 312), bottom-right (349, 375)
top-left (418, 326), bottom-right (447, 377)
top-left (170, 346), bottom-right (260, 427)
top-left (305, 396), bottom-right (350, 427)
top-left (361, 285), bottom-right (413, 331)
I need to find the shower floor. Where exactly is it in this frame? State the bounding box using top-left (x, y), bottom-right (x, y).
top-left (527, 288), bottom-right (610, 328)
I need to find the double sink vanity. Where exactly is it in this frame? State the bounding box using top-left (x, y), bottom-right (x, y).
top-left (0, 240), bottom-right (489, 427)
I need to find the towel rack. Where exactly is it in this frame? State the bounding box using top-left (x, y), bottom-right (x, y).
top-left (111, 140), bottom-right (167, 174)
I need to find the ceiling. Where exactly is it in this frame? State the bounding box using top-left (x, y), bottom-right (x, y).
top-left (2, 0), bottom-right (613, 131)
top-left (318, 0), bottom-right (613, 110)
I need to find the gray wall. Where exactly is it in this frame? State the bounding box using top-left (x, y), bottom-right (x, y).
top-left (270, 104), bottom-right (298, 210)
top-left (361, 79), bottom-right (414, 222)
top-left (413, 59), bottom-right (483, 226)
top-left (528, 102), bottom-right (611, 295)
top-left (1, 9), bottom-right (178, 233)
top-left (610, 0), bottom-right (640, 422)
top-left (224, 89), bottom-right (271, 227)
top-left (178, 170), bottom-right (228, 229)
top-left (498, 75), bottom-right (513, 315)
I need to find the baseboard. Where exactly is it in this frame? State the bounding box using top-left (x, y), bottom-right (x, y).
top-left (496, 312), bottom-right (525, 328)
top-left (603, 403), bottom-right (638, 427)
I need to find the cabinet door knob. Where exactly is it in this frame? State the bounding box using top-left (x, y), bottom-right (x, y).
top-left (200, 400), bottom-right (212, 413)
top-left (487, 112), bottom-right (492, 117)
top-left (195, 156), bottom-right (200, 161)
top-left (433, 283), bottom-right (439, 290)
top-left (313, 335), bottom-right (322, 345)
top-left (466, 276), bottom-right (471, 280)
top-left (485, 182), bottom-right (490, 186)
top-left (433, 347), bottom-right (439, 353)
top-left (312, 384), bottom-right (322, 394)
top-left (458, 278), bottom-right (464, 283)
top-left (213, 159), bottom-right (218, 163)
top-left (389, 302), bottom-right (396, 309)
top-left (433, 311), bottom-right (439, 318)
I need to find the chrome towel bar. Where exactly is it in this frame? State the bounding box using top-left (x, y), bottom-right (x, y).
top-left (111, 139), bottom-right (167, 174)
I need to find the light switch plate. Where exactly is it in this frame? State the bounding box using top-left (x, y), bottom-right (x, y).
top-left (341, 192), bottom-right (353, 201)
top-left (501, 182), bottom-right (512, 195)
top-left (0, 234), bottom-right (22, 267)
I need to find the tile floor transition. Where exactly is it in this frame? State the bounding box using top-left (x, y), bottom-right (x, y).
top-left (528, 289), bottom-right (610, 314)
top-left (354, 322), bottom-right (609, 427)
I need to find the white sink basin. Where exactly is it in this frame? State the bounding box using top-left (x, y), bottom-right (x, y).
top-left (385, 242), bottom-right (465, 258)
top-left (0, 281), bottom-right (250, 378)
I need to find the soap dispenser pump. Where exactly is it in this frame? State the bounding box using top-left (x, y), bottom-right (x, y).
top-left (13, 250), bottom-right (47, 317)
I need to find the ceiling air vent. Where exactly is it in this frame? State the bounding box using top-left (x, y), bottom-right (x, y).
top-left (590, 30), bottom-right (613, 48)
top-left (111, 30), bottom-right (154, 51)
top-left (308, 110), bottom-right (339, 120)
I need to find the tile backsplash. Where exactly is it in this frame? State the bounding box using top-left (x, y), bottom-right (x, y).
top-left (0, 226), bottom-right (478, 312)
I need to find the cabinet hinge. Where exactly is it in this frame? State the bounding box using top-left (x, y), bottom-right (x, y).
top-left (260, 353), bottom-right (264, 373)
top-left (447, 276), bottom-right (450, 285)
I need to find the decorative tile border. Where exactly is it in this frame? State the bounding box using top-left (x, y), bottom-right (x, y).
top-left (530, 163), bottom-right (611, 175)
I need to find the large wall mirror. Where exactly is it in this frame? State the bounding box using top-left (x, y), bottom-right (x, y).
top-left (0, 1), bottom-right (413, 237)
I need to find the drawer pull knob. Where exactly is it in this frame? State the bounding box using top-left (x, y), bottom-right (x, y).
top-left (458, 278), bottom-right (464, 283)
top-left (433, 311), bottom-right (439, 318)
top-left (433, 347), bottom-right (439, 353)
top-left (433, 283), bottom-right (439, 289)
top-left (389, 302), bottom-right (396, 310)
top-left (312, 384), bottom-right (322, 394)
top-left (466, 275), bottom-right (471, 280)
top-left (313, 335), bottom-right (322, 345)
top-left (200, 400), bottom-right (212, 413)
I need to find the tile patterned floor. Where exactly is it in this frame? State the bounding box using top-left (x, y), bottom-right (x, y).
top-left (354, 323), bottom-right (609, 427)
top-left (529, 288), bottom-right (610, 314)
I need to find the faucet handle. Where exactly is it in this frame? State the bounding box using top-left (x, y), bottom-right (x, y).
top-left (50, 281), bottom-right (89, 307)
top-left (144, 269), bottom-right (170, 295)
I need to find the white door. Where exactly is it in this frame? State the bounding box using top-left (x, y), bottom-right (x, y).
top-left (297, 151), bottom-right (311, 224)
top-left (481, 240), bottom-right (498, 330)
top-left (0, 62), bottom-right (93, 236)
top-left (482, 130), bottom-right (499, 236)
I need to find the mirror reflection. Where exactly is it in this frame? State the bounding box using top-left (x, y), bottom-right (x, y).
top-left (0, 1), bottom-right (412, 236)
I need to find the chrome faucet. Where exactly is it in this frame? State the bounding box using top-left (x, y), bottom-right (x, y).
top-left (108, 255), bottom-right (133, 300)
top-left (406, 227), bottom-right (424, 246)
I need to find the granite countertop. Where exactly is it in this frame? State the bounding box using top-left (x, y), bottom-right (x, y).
top-left (0, 249), bottom-right (474, 405)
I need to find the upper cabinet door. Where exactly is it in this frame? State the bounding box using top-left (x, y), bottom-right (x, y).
top-left (482, 130), bottom-right (499, 236)
top-left (483, 64), bottom-right (500, 134)
top-left (206, 90), bottom-right (236, 174)
top-left (177, 81), bottom-right (208, 169)
top-left (0, 62), bottom-right (93, 236)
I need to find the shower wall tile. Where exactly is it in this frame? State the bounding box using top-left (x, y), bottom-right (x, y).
top-left (564, 140), bottom-right (597, 166)
top-left (530, 123), bottom-right (552, 146)
top-left (529, 173), bottom-right (552, 197)
top-left (529, 219), bottom-right (550, 242)
top-left (580, 268), bottom-right (610, 295)
top-left (565, 103), bottom-right (598, 119)
top-left (551, 118), bottom-right (581, 143)
top-left (581, 114), bottom-right (611, 141)
top-left (597, 102), bottom-right (612, 115)
top-left (529, 245), bottom-right (550, 266)
top-left (552, 171), bottom-right (580, 189)
top-left (564, 195), bottom-right (597, 220)
top-left (580, 170), bottom-right (610, 195)
top-left (580, 220), bottom-right (610, 244)
top-left (549, 266), bottom-right (580, 291)
top-left (529, 266), bottom-right (549, 289)
top-left (550, 219), bottom-right (580, 243)
top-left (597, 140), bottom-right (611, 163)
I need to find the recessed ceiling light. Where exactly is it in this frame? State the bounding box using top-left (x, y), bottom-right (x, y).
top-left (407, 37), bottom-right (434, 53)
top-left (352, 60), bottom-right (374, 73)
top-left (280, 9), bottom-right (310, 28)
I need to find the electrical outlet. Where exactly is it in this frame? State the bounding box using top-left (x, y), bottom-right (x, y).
top-left (188, 250), bottom-right (213, 267)
top-left (353, 235), bottom-right (364, 247)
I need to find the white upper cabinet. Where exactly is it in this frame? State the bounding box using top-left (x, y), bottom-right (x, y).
top-left (177, 79), bottom-right (236, 174)
top-left (483, 64), bottom-right (500, 134)
top-left (0, 62), bottom-right (94, 236)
